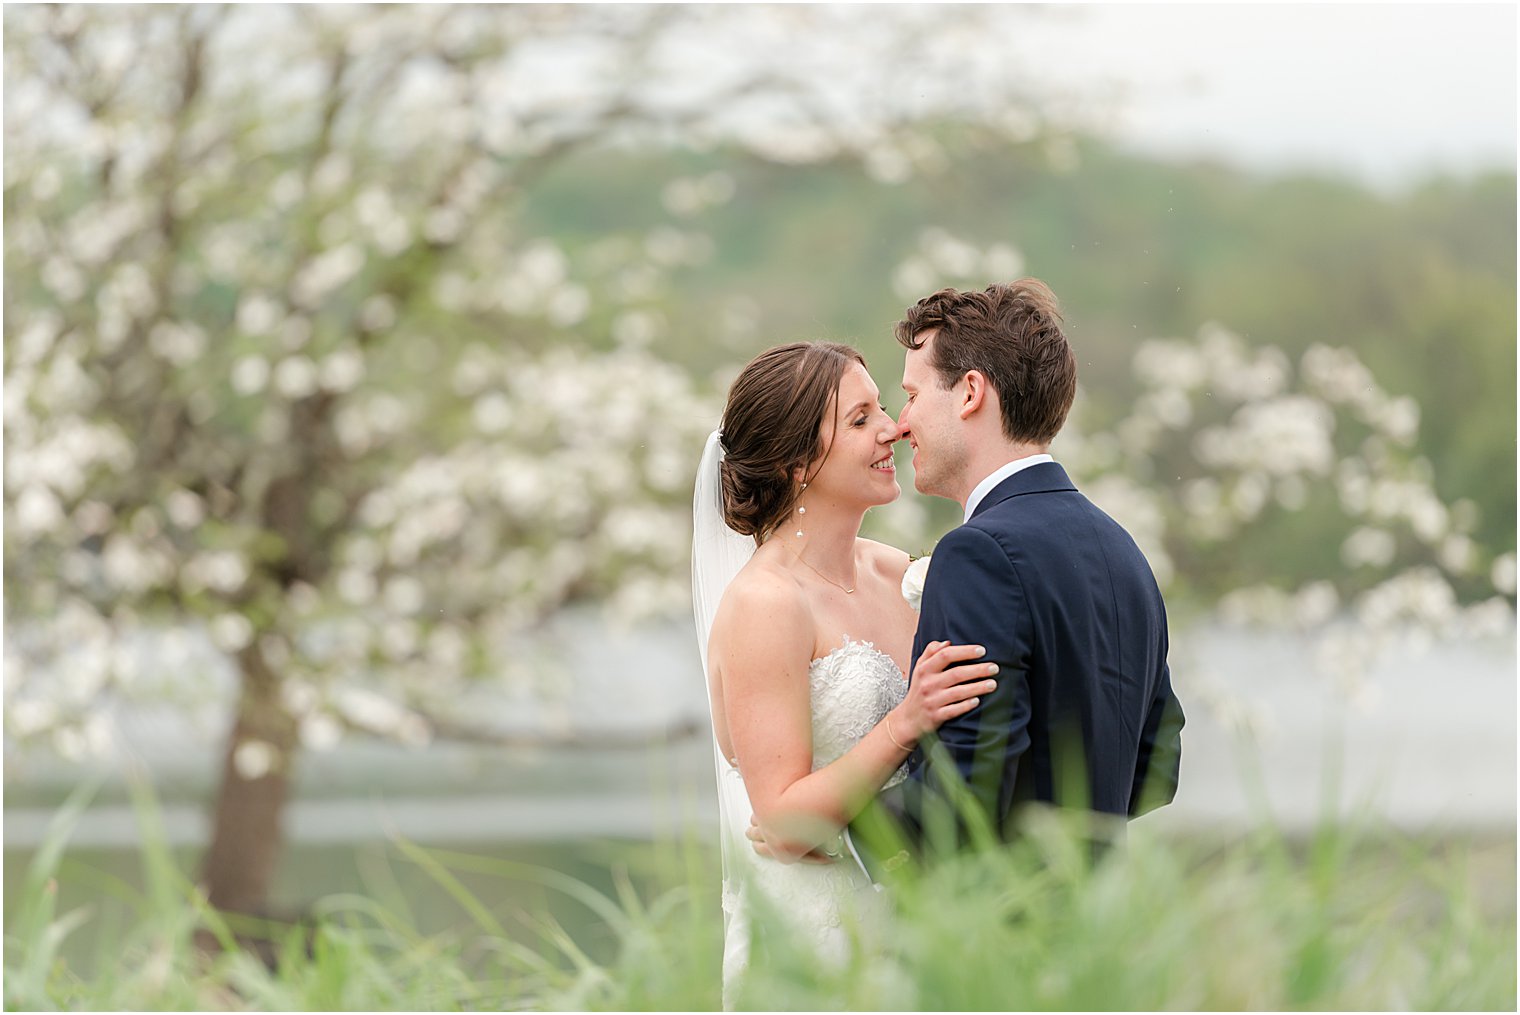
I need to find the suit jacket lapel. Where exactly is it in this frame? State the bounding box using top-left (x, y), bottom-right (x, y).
top-left (969, 461), bottom-right (1078, 520)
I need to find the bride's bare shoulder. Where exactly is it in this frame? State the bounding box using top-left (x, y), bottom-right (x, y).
top-left (710, 561), bottom-right (814, 676)
top-left (857, 537), bottom-right (912, 582)
top-left (713, 555), bottom-right (810, 635)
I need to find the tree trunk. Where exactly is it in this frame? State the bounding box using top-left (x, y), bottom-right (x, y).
top-left (200, 642), bottom-right (299, 918)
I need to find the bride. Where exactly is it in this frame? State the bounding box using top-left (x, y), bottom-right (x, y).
top-left (691, 341), bottom-right (1000, 1003)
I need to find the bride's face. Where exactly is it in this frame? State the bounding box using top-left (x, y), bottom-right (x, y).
top-left (800, 362), bottom-right (901, 510)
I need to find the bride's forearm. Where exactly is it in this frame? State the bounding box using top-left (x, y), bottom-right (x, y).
top-left (755, 706), bottom-right (915, 856)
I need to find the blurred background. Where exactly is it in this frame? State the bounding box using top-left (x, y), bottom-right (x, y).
top-left (4, 2), bottom-right (1515, 990)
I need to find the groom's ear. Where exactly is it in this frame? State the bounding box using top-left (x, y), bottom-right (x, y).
top-left (958, 370), bottom-right (990, 420)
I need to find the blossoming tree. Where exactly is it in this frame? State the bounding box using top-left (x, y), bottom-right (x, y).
top-left (3, 5), bottom-right (1059, 922)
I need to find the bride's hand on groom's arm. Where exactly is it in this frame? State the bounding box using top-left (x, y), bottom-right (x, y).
top-left (890, 640), bottom-right (1000, 744)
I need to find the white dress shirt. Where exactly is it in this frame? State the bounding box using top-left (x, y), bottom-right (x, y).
top-left (963, 454), bottom-right (1054, 521)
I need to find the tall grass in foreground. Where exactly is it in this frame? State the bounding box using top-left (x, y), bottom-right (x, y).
top-left (5, 784), bottom-right (1514, 1011)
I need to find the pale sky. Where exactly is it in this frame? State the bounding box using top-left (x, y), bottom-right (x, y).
top-left (1016, 3), bottom-right (1517, 189)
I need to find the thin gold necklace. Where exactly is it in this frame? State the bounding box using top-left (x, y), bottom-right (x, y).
top-left (787, 544), bottom-right (856, 594)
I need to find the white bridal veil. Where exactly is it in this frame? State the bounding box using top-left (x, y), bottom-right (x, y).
top-left (692, 429), bottom-right (756, 680)
top-left (690, 428), bottom-right (759, 998)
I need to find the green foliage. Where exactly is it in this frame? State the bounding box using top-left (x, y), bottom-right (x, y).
top-left (521, 137), bottom-right (1518, 575)
top-left (6, 787), bottom-right (1514, 1011)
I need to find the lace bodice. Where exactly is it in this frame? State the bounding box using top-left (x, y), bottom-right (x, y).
top-left (807, 637), bottom-right (910, 787)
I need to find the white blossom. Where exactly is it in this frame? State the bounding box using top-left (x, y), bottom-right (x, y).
top-left (210, 613), bottom-right (255, 652)
top-left (53, 726), bottom-right (89, 762)
top-left (14, 486), bottom-right (64, 537)
top-left (30, 165), bottom-right (62, 202)
top-left (291, 244), bottom-right (364, 308)
top-left (661, 171), bottom-right (735, 216)
top-left (183, 551), bottom-right (250, 595)
top-left (9, 698), bottom-right (59, 737)
top-left (1230, 473), bottom-right (1270, 520)
top-left (612, 310), bottom-right (660, 348)
top-left (337, 567), bottom-right (378, 606)
top-left (319, 347), bottom-right (366, 392)
top-left (273, 356), bottom-right (321, 400)
top-left (423, 207), bottom-right (466, 245)
top-left (892, 257), bottom-right (938, 302)
top-left (1437, 535), bottom-right (1474, 574)
top-left (101, 535), bottom-right (170, 592)
top-left (335, 686), bottom-right (409, 734)
top-left (1194, 397), bottom-right (1335, 478)
top-left (270, 169), bottom-right (305, 208)
top-left (236, 294), bottom-right (283, 335)
top-left (383, 576), bottom-right (425, 616)
top-left (300, 713), bottom-right (343, 751)
top-left (358, 295), bottom-right (397, 333)
top-left (471, 392), bottom-right (514, 434)
top-left (287, 581), bottom-right (322, 616)
top-left (427, 626), bottom-right (468, 669)
top-left (517, 241), bottom-right (567, 288)
top-left (14, 313), bottom-right (62, 367)
top-left (231, 356), bottom-right (271, 396)
top-left (1301, 344), bottom-right (1379, 408)
top-left (379, 621), bottom-right (420, 659)
top-left (1458, 597), bottom-right (1517, 640)
top-left (1492, 553), bottom-right (1517, 596)
top-left (1142, 388), bottom-right (1193, 429)
top-left (983, 242), bottom-right (1025, 280)
top-left (1375, 395), bottom-right (1420, 445)
top-left (1355, 568), bottom-right (1458, 633)
top-left (310, 153), bottom-right (353, 196)
top-left (1341, 527), bottom-right (1397, 569)
top-left (1293, 581), bottom-right (1339, 627)
top-left (42, 256), bottom-right (87, 301)
top-left (162, 490), bottom-right (204, 531)
top-left (234, 739), bottom-right (278, 780)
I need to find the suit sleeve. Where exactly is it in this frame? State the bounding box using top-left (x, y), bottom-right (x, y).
top-left (1129, 628), bottom-right (1184, 816)
top-left (864, 525), bottom-right (1033, 857)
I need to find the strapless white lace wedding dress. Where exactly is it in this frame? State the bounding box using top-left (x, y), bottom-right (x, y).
top-left (716, 637), bottom-right (909, 1006)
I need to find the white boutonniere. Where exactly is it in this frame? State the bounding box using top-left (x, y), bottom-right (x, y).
top-left (901, 554), bottom-right (932, 611)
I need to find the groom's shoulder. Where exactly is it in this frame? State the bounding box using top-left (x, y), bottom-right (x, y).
top-left (934, 519), bottom-right (1013, 563)
top-left (953, 501), bottom-right (1057, 562)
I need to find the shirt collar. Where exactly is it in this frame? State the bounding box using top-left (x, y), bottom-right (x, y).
top-left (964, 454), bottom-right (1054, 521)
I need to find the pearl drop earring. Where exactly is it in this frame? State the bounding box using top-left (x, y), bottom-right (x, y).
top-left (794, 482), bottom-right (808, 538)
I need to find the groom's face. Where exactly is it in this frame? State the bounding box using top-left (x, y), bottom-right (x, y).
top-left (899, 331), bottom-right (968, 501)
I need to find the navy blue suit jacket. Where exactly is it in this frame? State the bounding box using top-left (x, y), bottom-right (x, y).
top-left (857, 462), bottom-right (1183, 863)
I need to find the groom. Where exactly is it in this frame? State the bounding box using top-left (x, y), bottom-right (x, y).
top-left (853, 279), bottom-right (1184, 871)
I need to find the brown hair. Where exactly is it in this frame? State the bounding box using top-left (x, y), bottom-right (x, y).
top-left (894, 278), bottom-right (1076, 445)
top-left (719, 341), bottom-right (866, 545)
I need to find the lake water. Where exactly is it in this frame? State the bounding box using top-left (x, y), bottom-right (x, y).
top-left (5, 613), bottom-right (1514, 851)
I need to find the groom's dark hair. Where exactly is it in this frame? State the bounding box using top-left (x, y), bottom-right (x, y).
top-left (719, 341), bottom-right (867, 545)
top-left (895, 279), bottom-right (1076, 446)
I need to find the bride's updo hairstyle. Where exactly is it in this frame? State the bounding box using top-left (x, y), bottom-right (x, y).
top-left (719, 341), bottom-right (866, 545)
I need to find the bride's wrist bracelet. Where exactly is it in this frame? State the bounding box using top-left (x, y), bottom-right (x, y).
top-left (885, 714), bottom-right (912, 752)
